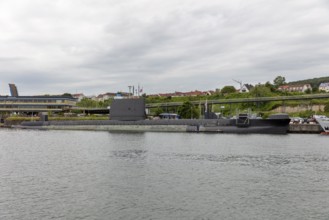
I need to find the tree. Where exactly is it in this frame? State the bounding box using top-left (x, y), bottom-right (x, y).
top-left (102, 99), bottom-right (113, 108)
top-left (178, 101), bottom-right (200, 119)
top-left (265, 81), bottom-right (275, 92)
top-left (273, 76), bottom-right (286, 88)
top-left (221, 86), bottom-right (236, 94)
top-left (305, 88), bottom-right (312, 94)
top-left (77, 97), bottom-right (99, 108)
top-left (62, 93), bottom-right (73, 97)
top-left (324, 102), bottom-right (329, 112)
top-left (154, 107), bottom-right (164, 116)
top-left (312, 87), bottom-right (319, 93)
top-left (250, 85), bottom-right (272, 97)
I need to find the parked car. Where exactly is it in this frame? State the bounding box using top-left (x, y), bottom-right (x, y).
top-left (290, 117), bottom-right (304, 124)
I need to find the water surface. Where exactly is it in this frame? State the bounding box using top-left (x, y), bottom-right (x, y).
top-left (1, 129), bottom-right (329, 219)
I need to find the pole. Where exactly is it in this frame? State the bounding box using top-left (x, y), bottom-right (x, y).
top-left (128, 86), bottom-right (132, 98)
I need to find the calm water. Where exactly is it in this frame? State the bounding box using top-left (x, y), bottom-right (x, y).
top-left (0, 129), bottom-right (329, 220)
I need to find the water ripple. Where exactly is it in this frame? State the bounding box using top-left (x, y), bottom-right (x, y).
top-left (156, 152), bottom-right (329, 168)
top-left (1, 130), bottom-right (329, 220)
top-left (111, 150), bottom-right (148, 160)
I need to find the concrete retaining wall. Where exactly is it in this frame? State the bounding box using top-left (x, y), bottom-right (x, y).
top-left (289, 124), bottom-right (322, 133)
top-left (273, 105), bottom-right (325, 113)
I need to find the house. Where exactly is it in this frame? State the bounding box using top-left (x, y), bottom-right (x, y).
top-left (319, 82), bottom-right (329, 92)
top-left (181, 90), bottom-right (205, 97)
top-left (204, 90), bottom-right (215, 95)
top-left (72, 93), bottom-right (86, 102)
top-left (89, 95), bottom-right (97, 101)
top-left (240, 84), bottom-right (254, 93)
top-left (278, 84), bottom-right (312, 93)
top-left (96, 92), bottom-right (117, 102)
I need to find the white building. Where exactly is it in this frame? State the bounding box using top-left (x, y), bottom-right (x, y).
top-left (240, 84), bottom-right (254, 93)
top-left (96, 93), bottom-right (117, 102)
top-left (278, 84), bottom-right (312, 93)
top-left (319, 82), bottom-right (329, 92)
top-left (72, 93), bottom-right (86, 102)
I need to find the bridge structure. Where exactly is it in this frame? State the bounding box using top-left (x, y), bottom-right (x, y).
top-left (145, 93), bottom-right (329, 114)
top-left (73, 93), bottom-right (329, 115)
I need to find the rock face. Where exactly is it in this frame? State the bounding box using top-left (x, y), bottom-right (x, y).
top-left (110, 98), bottom-right (146, 121)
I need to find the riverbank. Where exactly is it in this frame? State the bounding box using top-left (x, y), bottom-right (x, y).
top-left (13, 123), bottom-right (322, 134)
top-left (288, 124), bottom-right (322, 133)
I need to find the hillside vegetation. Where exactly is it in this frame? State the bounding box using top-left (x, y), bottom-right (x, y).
top-left (288, 76), bottom-right (329, 88)
top-left (74, 76), bottom-right (329, 118)
top-left (146, 84), bottom-right (329, 118)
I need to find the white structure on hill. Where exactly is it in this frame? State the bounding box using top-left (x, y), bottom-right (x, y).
top-left (319, 82), bottom-right (329, 92)
top-left (278, 84), bottom-right (312, 93)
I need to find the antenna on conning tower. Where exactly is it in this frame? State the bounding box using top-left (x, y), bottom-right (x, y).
top-left (233, 79), bottom-right (243, 91)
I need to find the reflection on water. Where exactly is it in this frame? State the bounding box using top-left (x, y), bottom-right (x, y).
top-left (0, 129), bottom-right (329, 220)
top-left (160, 152), bottom-right (329, 165)
top-left (112, 150), bottom-right (148, 160)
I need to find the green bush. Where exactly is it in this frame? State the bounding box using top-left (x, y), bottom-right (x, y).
top-left (178, 101), bottom-right (200, 119)
top-left (324, 102), bottom-right (329, 112)
top-left (154, 107), bottom-right (164, 116)
top-left (297, 110), bottom-right (315, 118)
top-left (6, 116), bottom-right (39, 121)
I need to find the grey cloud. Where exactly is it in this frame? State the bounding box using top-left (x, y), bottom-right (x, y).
top-left (1, 0), bottom-right (329, 95)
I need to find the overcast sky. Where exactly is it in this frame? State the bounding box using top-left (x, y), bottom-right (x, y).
top-left (1, 0), bottom-right (329, 96)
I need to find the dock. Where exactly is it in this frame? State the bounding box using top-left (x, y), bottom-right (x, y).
top-left (5, 117), bottom-right (325, 134)
top-left (288, 124), bottom-right (322, 133)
